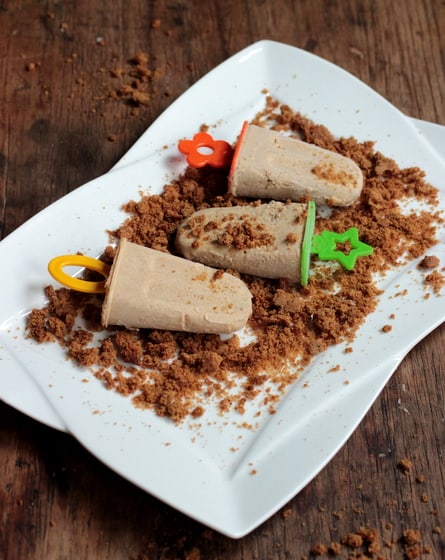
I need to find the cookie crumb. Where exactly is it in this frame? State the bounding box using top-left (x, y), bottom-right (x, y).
top-left (418, 255), bottom-right (439, 269)
top-left (397, 458), bottom-right (413, 475)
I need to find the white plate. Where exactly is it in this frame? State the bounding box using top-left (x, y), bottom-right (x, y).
top-left (0, 40), bottom-right (444, 538)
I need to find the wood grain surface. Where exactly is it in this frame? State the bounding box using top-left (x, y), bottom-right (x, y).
top-left (1, 1), bottom-right (444, 558)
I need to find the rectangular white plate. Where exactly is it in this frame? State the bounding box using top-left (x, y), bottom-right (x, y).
top-left (0, 41), bottom-right (444, 538)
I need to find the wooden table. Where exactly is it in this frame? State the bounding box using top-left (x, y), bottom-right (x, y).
top-left (1, 1), bottom-right (444, 558)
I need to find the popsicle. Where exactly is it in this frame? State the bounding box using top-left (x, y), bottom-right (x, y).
top-left (48, 238), bottom-right (252, 334)
top-left (225, 122), bottom-right (364, 206)
top-left (176, 201), bottom-right (308, 282)
top-left (176, 201), bottom-right (374, 285)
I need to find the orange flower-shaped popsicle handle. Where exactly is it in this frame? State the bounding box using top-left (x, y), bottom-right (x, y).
top-left (178, 132), bottom-right (234, 168)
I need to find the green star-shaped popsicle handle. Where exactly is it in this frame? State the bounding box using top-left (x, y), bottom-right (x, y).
top-left (300, 201), bottom-right (374, 286)
top-left (311, 227), bottom-right (374, 270)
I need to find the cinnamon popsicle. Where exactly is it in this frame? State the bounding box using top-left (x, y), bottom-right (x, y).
top-left (229, 122), bottom-right (363, 206)
top-left (101, 238), bottom-right (252, 334)
top-left (175, 201), bottom-right (309, 282)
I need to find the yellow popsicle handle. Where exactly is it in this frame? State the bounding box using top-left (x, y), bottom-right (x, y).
top-left (48, 255), bottom-right (110, 294)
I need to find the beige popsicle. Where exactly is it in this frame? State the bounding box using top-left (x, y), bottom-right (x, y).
top-left (101, 238), bottom-right (252, 334)
top-left (229, 122), bottom-right (363, 206)
top-left (175, 201), bottom-right (308, 282)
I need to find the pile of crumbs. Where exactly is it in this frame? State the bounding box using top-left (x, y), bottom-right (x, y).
top-left (26, 97), bottom-right (444, 423)
top-left (64, 50), bottom-right (165, 120)
top-left (308, 526), bottom-right (431, 559)
top-left (106, 51), bottom-right (163, 109)
top-left (31, 12), bottom-right (168, 115)
top-left (184, 211), bottom-right (276, 250)
top-left (298, 456), bottom-right (442, 559)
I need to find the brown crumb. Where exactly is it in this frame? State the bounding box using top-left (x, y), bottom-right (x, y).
top-left (341, 532), bottom-right (363, 548)
top-left (418, 255), bottom-right (440, 269)
top-left (310, 543), bottom-right (328, 556)
top-left (311, 162), bottom-right (357, 188)
top-left (281, 507), bottom-right (293, 519)
top-left (190, 406), bottom-right (205, 418)
top-left (25, 61), bottom-right (39, 71)
top-left (184, 547), bottom-right (201, 560)
top-left (397, 458), bottom-right (413, 475)
top-left (402, 529), bottom-right (421, 546)
top-left (328, 542), bottom-right (342, 555)
top-left (401, 529), bottom-right (425, 559)
top-left (424, 269), bottom-right (444, 294)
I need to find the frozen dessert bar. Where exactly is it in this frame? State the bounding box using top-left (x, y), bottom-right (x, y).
top-left (229, 122), bottom-right (363, 206)
top-left (176, 201), bottom-right (308, 282)
top-left (101, 238), bottom-right (252, 334)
